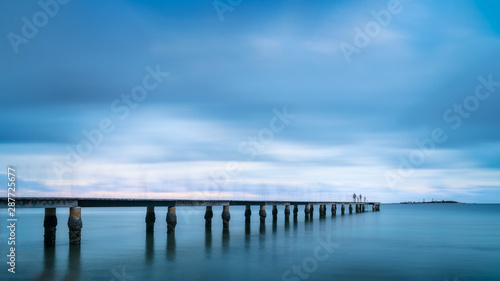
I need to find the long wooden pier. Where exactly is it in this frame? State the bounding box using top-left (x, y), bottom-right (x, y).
top-left (0, 197), bottom-right (380, 246)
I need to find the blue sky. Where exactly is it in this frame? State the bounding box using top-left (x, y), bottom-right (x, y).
top-left (1, 0), bottom-right (499, 203)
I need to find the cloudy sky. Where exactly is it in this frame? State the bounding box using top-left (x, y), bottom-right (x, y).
top-left (1, 0), bottom-right (499, 203)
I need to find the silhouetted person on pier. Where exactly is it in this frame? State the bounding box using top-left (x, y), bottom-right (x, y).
top-left (353, 193), bottom-right (357, 202)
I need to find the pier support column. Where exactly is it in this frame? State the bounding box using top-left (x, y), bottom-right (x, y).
top-left (349, 204), bottom-right (353, 214)
top-left (293, 205), bottom-right (298, 221)
top-left (362, 204), bottom-right (365, 212)
top-left (284, 205), bottom-right (290, 222)
top-left (204, 206), bottom-right (214, 229)
top-left (44, 208), bottom-right (57, 246)
top-left (272, 205), bottom-right (278, 221)
top-left (304, 204), bottom-right (310, 219)
top-left (259, 205), bottom-right (266, 224)
top-left (145, 206), bottom-right (156, 233)
top-left (341, 204), bottom-right (345, 215)
top-left (68, 207), bottom-right (82, 245)
top-left (309, 205), bottom-right (314, 219)
top-left (221, 205), bottom-right (230, 228)
top-left (244, 205), bottom-right (251, 223)
top-left (331, 204), bottom-right (336, 216)
top-left (319, 205), bottom-right (326, 218)
top-left (166, 207), bottom-right (177, 234)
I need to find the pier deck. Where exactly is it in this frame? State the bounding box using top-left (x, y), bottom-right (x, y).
top-left (0, 197), bottom-right (380, 246)
top-left (0, 197), bottom-right (380, 208)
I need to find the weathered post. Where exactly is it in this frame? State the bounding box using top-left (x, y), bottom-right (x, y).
top-left (349, 204), bottom-right (353, 214)
top-left (44, 208), bottom-right (57, 246)
top-left (145, 206), bottom-right (156, 233)
top-left (362, 204), bottom-right (365, 212)
top-left (221, 205), bottom-right (230, 228)
top-left (331, 204), bottom-right (336, 216)
top-left (272, 205), bottom-right (278, 221)
top-left (244, 205), bottom-right (251, 223)
top-left (166, 206), bottom-right (177, 234)
top-left (204, 206), bottom-right (213, 229)
top-left (284, 205), bottom-right (291, 222)
top-left (309, 205), bottom-right (314, 219)
top-left (319, 205), bottom-right (326, 218)
top-left (304, 204), bottom-right (310, 219)
top-left (341, 204), bottom-right (345, 215)
top-left (259, 205), bottom-right (266, 224)
top-left (68, 207), bottom-right (82, 245)
top-left (293, 205), bottom-right (298, 221)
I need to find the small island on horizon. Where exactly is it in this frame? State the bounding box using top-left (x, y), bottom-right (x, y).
top-left (400, 200), bottom-right (461, 204)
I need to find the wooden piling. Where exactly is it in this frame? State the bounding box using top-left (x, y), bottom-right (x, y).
top-left (293, 205), bottom-right (298, 220)
top-left (68, 207), bottom-right (82, 245)
top-left (259, 205), bottom-right (266, 224)
top-left (44, 208), bottom-right (57, 246)
top-left (145, 206), bottom-right (156, 233)
top-left (244, 205), bottom-right (251, 223)
top-left (204, 206), bottom-right (213, 229)
top-left (166, 206), bottom-right (177, 233)
top-left (221, 205), bottom-right (230, 228)
top-left (272, 205), bottom-right (278, 221)
top-left (319, 205), bottom-right (326, 218)
top-left (284, 205), bottom-right (291, 222)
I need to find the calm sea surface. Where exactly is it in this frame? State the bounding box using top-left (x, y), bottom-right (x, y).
top-left (1, 204), bottom-right (499, 281)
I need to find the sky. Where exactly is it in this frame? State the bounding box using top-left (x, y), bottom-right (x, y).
top-left (1, 0), bottom-right (500, 203)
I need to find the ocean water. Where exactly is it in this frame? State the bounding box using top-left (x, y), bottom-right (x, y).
top-left (0, 204), bottom-right (499, 281)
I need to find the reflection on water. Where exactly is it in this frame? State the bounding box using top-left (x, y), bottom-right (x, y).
top-left (319, 217), bottom-right (326, 232)
top-left (166, 233), bottom-right (176, 261)
top-left (34, 246), bottom-right (56, 281)
top-left (245, 222), bottom-right (251, 235)
top-left (205, 229), bottom-right (212, 255)
top-left (62, 246), bottom-right (81, 281)
top-left (259, 223), bottom-right (266, 249)
top-left (304, 215), bottom-right (313, 231)
top-left (222, 228), bottom-right (230, 253)
top-left (284, 220), bottom-right (290, 237)
top-left (244, 222), bottom-right (251, 251)
top-left (15, 205), bottom-right (500, 281)
top-left (145, 233), bottom-right (154, 264)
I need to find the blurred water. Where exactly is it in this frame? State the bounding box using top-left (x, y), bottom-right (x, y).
top-left (0, 204), bottom-right (499, 281)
